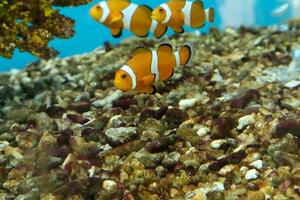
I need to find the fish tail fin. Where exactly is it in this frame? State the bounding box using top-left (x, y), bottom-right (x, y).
top-left (205, 7), bottom-right (214, 23)
top-left (176, 43), bottom-right (193, 66)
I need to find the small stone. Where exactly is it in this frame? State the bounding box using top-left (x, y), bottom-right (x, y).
top-left (237, 114), bottom-right (255, 130)
top-left (245, 169), bottom-right (259, 180)
top-left (165, 108), bottom-right (188, 127)
top-left (195, 125), bottom-right (210, 137)
top-left (247, 191), bottom-right (265, 200)
top-left (249, 160), bottom-right (263, 170)
top-left (92, 90), bottom-right (122, 108)
top-left (0, 141), bottom-right (9, 151)
top-left (210, 139), bottom-right (227, 149)
top-left (284, 80), bottom-right (300, 89)
top-left (218, 164), bottom-right (236, 176)
top-left (103, 180), bottom-right (117, 193)
top-left (211, 182), bottom-right (225, 192)
top-left (105, 127), bottom-right (137, 145)
top-left (191, 192), bottom-right (206, 200)
top-left (112, 97), bottom-right (138, 110)
top-left (211, 117), bottom-right (235, 139)
top-left (179, 98), bottom-right (198, 109)
top-left (176, 127), bottom-right (201, 145)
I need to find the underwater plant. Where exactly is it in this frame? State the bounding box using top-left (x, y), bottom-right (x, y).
top-left (0, 0), bottom-right (91, 59)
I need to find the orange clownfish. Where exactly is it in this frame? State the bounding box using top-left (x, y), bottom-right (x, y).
top-left (114, 44), bottom-right (192, 94)
top-left (151, 0), bottom-right (214, 33)
top-left (90, 0), bottom-right (168, 38)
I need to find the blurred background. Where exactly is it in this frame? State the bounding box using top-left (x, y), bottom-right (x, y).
top-left (1, 0), bottom-right (299, 71)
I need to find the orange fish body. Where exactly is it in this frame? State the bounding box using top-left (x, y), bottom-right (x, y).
top-left (90, 0), bottom-right (168, 38)
top-left (114, 44), bottom-right (192, 94)
top-left (152, 0), bottom-right (214, 33)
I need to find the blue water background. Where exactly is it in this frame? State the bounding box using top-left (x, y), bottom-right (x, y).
top-left (0, 0), bottom-right (299, 71)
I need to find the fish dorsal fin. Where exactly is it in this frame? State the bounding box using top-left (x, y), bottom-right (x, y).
top-left (108, 0), bottom-right (130, 3)
top-left (136, 4), bottom-right (152, 15)
top-left (132, 46), bottom-right (151, 57)
top-left (157, 43), bottom-right (173, 54)
top-left (140, 4), bottom-right (153, 12)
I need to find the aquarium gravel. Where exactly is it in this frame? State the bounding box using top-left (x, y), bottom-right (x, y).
top-left (0, 19), bottom-right (300, 200)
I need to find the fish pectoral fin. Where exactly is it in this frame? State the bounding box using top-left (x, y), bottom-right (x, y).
top-left (141, 74), bottom-right (156, 86)
top-left (172, 26), bottom-right (184, 33)
top-left (141, 85), bottom-right (156, 94)
top-left (110, 27), bottom-right (122, 38)
top-left (109, 12), bottom-right (123, 26)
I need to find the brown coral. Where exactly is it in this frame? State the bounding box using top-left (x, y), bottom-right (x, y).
top-left (0, 0), bottom-right (91, 59)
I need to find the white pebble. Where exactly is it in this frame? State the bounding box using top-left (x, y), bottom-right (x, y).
top-left (103, 180), bottom-right (117, 192)
top-left (212, 182), bottom-right (225, 192)
top-left (210, 139), bottom-right (227, 149)
top-left (245, 169), bottom-right (259, 180)
top-left (250, 160), bottom-right (263, 170)
top-left (237, 115), bottom-right (255, 130)
top-left (0, 141), bottom-right (9, 150)
top-left (284, 80), bottom-right (300, 89)
top-left (196, 125), bottom-right (210, 137)
top-left (179, 98), bottom-right (198, 109)
top-left (88, 166), bottom-right (96, 177)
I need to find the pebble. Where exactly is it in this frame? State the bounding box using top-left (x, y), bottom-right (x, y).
top-left (249, 160), bottom-right (264, 170)
top-left (0, 141), bottom-right (9, 150)
top-left (284, 80), bottom-right (300, 89)
top-left (92, 90), bottom-right (122, 108)
top-left (237, 114), bottom-right (255, 130)
top-left (105, 127), bottom-right (137, 145)
top-left (210, 139), bottom-right (227, 149)
top-left (195, 125), bottom-right (210, 137)
top-left (103, 180), bottom-right (117, 193)
top-left (179, 98), bottom-right (198, 109)
top-left (218, 164), bottom-right (236, 176)
top-left (245, 169), bottom-right (259, 180)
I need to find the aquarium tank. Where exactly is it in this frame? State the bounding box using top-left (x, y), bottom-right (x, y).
top-left (0, 0), bottom-right (300, 199)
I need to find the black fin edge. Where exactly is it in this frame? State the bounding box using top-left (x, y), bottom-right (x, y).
top-left (140, 4), bottom-right (153, 11)
top-left (155, 26), bottom-right (168, 39)
top-left (174, 26), bottom-right (185, 34)
top-left (112, 29), bottom-right (123, 38)
top-left (166, 68), bottom-right (174, 80)
top-left (182, 44), bottom-right (193, 65)
top-left (158, 43), bottom-right (173, 50)
top-left (151, 85), bottom-right (157, 94)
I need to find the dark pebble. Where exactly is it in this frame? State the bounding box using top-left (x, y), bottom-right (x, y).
top-left (186, 166), bottom-right (197, 176)
top-left (112, 98), bottom-right (138, 110)
top-left (211, 117), bottom-right (235, 139)
top-left (44, 106), bottom-right (66, 118)
top-left (69, 102), bottom-right (91, 113)
top-left (230, 89), bottom-right (260, 109)
top-left (165, 108), bottom-right (188, 127)
top-left (274, 119), bottom-right (300, 138)
top-left (81, 127), bottom-right (96, 137)
top-left (57, 129), bottom-right (73, 146)
top-left (54, 146), bottom-right (72, 158)
top-left (209, 151), bottom-right (246, 171)
top-left (67, 114), bottom-right (89, 124)
top-left (139, 106), bottom-right (168, 121)
top-left (25, 120), bottom-right (37, 129)
top-left (208, 157), bottom-right (228, 171)
top-left (145, 135), bottom-right (176, 153)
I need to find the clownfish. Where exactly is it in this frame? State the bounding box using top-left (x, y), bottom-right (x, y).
top-left (114, 43), bottom-right (192, 94)
top-left (90, 0), bottom-right (168, 38)
top-left (151, 0), bottom-right (214, 33)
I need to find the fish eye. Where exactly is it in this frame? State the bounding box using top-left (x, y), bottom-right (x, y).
top-left (159, 8), bottom-right (163, 12)
top-left (121, 74), bottom-right (127, 79)
top-left (96, 5), bottom-right (101, 9)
